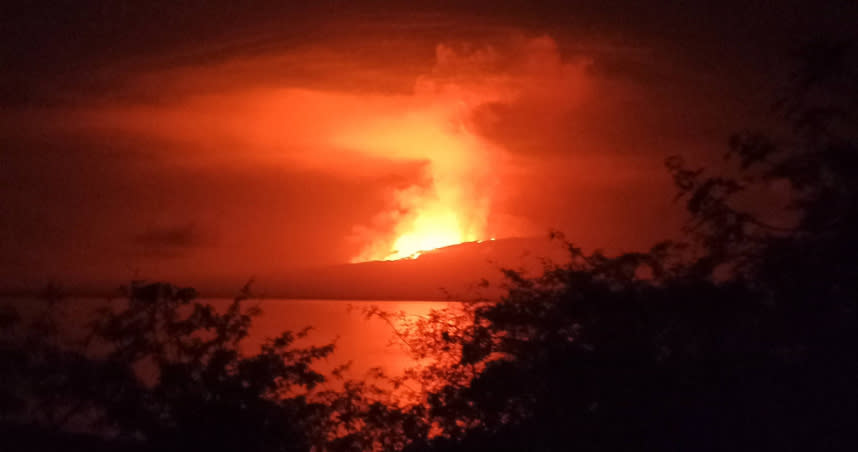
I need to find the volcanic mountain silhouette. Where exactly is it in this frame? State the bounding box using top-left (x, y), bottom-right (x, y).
top-left (265, 236), bottom-right (567, 300)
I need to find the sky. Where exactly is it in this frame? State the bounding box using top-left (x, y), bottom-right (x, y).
top-left (1, 0), bottom-right (856, 293)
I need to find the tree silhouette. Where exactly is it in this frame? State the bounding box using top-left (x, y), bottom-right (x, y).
top-left (2, 39), bottom-right (856, 452)
top-left (364, 39), bottom-right (858, 452)
top-left (1, 281), bottom-right (335, 451)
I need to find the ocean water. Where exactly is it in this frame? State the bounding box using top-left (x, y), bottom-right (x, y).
top-left (1, 297), bottom-right (456, 379)
top-left (214, 298), bottom-right (456, 377)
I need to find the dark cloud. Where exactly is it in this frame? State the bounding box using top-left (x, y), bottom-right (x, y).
top-left (133, 223), bottom-right (207, 258)
top-left (1, 0), bottom-right (855, 292)
top-left (4, 1), bottom-right (855, 105)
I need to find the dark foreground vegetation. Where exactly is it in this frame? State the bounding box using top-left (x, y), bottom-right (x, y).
top-left (2, 40), bottom-right (856, 451)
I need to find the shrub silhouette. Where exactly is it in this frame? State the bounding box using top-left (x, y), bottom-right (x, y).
top-left (2, 39), bottom-right (856, 452)
top-left (365, 39), bottom-right (858, 452)
top-left (1, 281), bottom-right (334, 451)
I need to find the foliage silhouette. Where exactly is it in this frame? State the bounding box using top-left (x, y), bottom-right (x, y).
top-left (1, 281), bottom-right (335, 451)
top-left (348, 38), bottom-right (858, 452)
top-left (2, 39), bottom-right (857, 452)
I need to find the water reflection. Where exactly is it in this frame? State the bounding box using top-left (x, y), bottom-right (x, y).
top-left (205, 299), bottom-right (455, 378)
top-left (2, 296), bottom-right (456, 380)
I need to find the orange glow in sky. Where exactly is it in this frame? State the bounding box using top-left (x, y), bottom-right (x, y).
top-left (337, 94), bottom-right (501, 262)
top-left (386, 209), bottom-right (474, 260)
top-left (1, 5), bottom-right (812, 293)
top-left (62, 35), bottom-right (601, 269)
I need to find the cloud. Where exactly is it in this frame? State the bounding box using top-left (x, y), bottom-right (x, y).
top-left (0, 29), bottom-right (691, 278)
top-left (47, 35), bottom-right (601, 261)
top-left (133, 223), bottom-right (208, 258)
top-left (8, 0), bottom-right (844, 290)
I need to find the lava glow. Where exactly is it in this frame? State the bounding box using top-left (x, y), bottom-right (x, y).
top-left (343, 38), bottom-right (585, 262)
top-left (62, 35), bottom-right (591, 266)
top-left (384, 205), bottom-right (476, 260)
top-left (342, 101), bottom-right (501, 262)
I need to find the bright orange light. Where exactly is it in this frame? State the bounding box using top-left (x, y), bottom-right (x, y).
top-left (338, 96), bottom-right (500, 262)
top-left (384, 208), bottom-right (476, 260)
top-left (74, 38), bottom-right (584, 265)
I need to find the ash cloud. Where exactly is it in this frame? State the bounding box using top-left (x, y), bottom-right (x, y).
top-left (2, 1), bottom-right (854, 291)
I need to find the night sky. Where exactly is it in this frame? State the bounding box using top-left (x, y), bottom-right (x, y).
top-left (2, 0), bottom-right (855, 293)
